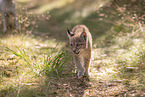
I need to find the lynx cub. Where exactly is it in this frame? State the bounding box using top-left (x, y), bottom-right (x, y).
top-left (67, 25), bottom-right (92, 78)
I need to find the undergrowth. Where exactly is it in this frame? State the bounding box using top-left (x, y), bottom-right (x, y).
top-left (6, 46), bottom-right (69, 77)
top-left (91, 15), bottom-right (145, 96)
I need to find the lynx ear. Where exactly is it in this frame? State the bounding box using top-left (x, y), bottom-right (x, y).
top-left (67, 29), bottom-right (74, 39)
top-left (81, 31), bottom-right (88, 48)
top-left (81, 31), bottom-right (87, 41)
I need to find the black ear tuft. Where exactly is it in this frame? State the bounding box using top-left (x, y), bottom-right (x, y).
top-left (67, 29), bottom-right (74, 36)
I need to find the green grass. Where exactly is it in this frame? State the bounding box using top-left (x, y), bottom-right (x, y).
top-left (0, 35), bottom-right (70, 97)
top-left (90, 16), bottom-right (145, 96)
top-left (6, 45), bottom-right (68, 76)
top-left (0, 0), bottom-right (145, 96)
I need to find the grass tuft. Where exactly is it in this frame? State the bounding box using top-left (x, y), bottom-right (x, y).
top-left (6, 46), bottom-right (69, 77)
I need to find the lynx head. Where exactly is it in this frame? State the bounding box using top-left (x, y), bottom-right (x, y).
top-left (67, 27), bottom-right (88, 55)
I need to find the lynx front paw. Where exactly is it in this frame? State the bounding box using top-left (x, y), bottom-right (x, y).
top-left (78, 71), bottom-right (85, 78)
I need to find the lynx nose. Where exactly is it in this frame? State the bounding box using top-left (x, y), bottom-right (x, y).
top-left (73, 50), bottom-right (76, 53)
top-left (73, 50), bottom-right (80, 54)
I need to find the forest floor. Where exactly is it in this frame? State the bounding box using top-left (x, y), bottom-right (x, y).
top-left (0, 0), bottom-right (145, 96)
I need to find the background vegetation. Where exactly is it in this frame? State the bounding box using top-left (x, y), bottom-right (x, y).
top-left (0, 0), bottom-right (145, 96)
